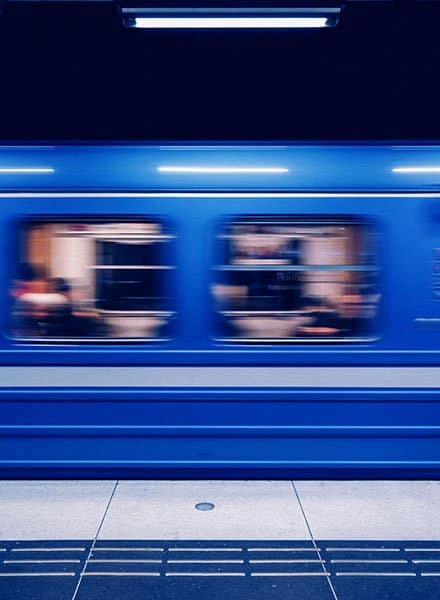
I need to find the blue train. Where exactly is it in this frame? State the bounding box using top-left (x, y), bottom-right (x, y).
top-left (1, 143), bottom-right (440, 477)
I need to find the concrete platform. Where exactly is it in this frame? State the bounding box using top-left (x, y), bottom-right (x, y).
top-left (0, 481), bottom-right (439, 599)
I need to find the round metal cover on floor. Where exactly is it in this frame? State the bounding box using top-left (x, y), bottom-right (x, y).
top-left (195, 502), bottom-right (215, 511)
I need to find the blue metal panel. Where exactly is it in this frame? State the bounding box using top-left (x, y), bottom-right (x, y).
top-left (0, 143), bottom-right (439, 476)
top-left (1, 143), bottom-right (440, 191)
top-left (0, 387), bottom-right (439, 477)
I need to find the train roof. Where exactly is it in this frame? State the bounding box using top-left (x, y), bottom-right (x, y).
top-left (1, 143), bottom-right (440, 192)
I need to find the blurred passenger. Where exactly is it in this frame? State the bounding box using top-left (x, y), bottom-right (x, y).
top-left (46, 278), bottom-right (108, 338)
top-left (10, 270), bottom-right (69, 337)
top-left (50, 277), bottom-right (72, 300)
top-left (297, 296), bottom-right (340, 337)
top-left (19, 277), bottom-right (69, 310)
top-left (10, 263), bottom-right (38, 299)
top-left (44, 278), bottom-right (75, 337)
top-left (10, 272), bottom-right (108, 338)
top-left (337, 292), bottom-right (377, 336)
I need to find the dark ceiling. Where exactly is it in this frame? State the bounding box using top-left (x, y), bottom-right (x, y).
top-left (0, 1), bottom-right (439, 141)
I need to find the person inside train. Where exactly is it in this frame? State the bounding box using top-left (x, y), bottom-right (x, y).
top-left (44, 277), bottom-right (109, 338)
top-left (10, 267), bottom-right (69, 337)
top-left (296, 296), bottom-right (341, 337)
top-left (11, 268), bottom-right (108, 339)
top-left (10, 262), bottom-right (38, 300)
top-left (336, 291), bottom-right (378, 337)
top-left (43, 278), bottom-right (76, 337)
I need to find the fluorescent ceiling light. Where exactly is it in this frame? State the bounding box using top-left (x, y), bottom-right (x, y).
top-left (157, 166), bottom-right (289, 174)
top-left (134, 16), bottom-right (328, 28)
top-left (122, 7), bottom-right (342, 29)
top-left (0, 168), bottom-right (54, 174)
top-left (393, 166), bottom-right (440, 174)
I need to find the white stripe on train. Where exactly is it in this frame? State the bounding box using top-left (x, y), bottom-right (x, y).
top-left (0, 366), bottom-right (438, 388)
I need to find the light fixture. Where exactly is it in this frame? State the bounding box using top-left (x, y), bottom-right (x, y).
top-left (157, 166), bottom-right (289, 173)
top-left (393, 167), bottom-right (440, 174)
top-left (121, 6), bottom-right (343, 30)
top-left (0, 167), bottom-right (54, 174)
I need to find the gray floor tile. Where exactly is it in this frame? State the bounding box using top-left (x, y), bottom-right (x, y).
top-left (99, 481), bottom-right (309, 540)
top-left (295, 481), bottom-right (440, 540)
top-left (0, 481), bottom-right (116, 540)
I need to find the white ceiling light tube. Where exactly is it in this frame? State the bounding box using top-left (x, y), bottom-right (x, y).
top-left (157, 166), bottom-right (289, 174)
top-left (134, 16), bottom-right (328, 28)
top-left (121, 6), bottom-right (342, 29)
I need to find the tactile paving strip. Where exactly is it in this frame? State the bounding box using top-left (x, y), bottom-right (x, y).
top-left (0, 541), bottom-right (91, 600)
top-left (0, 541), bottom-right (440, 599)
top-left (88, 540), bottom-right (326, 577)
top-left (320, 540), bottom-right (440, 600)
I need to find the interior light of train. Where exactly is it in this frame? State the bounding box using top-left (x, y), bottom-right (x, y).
top-left (157, 166), bottom-right (289, 174)
top-left (121, 7), bottom-right (342, 30)
top-left (393, 166), bottom-right (440, 174)
top-left (0, 168), bottom-right (54, 174)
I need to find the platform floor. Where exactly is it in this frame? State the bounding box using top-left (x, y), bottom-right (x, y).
top-left (0, 481), bottom-right (439, 599)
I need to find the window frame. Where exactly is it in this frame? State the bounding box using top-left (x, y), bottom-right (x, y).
top-left (8, 216), bottom-right (177, 344)
top-left (211, 215), bottom-right (381, 344)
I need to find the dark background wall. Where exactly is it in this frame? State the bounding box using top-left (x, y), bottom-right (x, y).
top-left (0, 1), bottom-right (439, 141)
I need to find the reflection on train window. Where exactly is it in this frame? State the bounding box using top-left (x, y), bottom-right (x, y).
top-left (10, 219), bottom-right (175, 341)
top-left (212, 218), bottom-right (380, 342)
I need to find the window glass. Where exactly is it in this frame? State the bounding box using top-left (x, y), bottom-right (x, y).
top-left (10, 219), bottom-right (175, 341)
top-left (212, 217), bottom-right (380, 342)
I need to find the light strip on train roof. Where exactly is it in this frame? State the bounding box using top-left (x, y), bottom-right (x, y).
top-left (157, 166), bottom-right (289, 174)
top-left (393, 166), bottom-right (440, 174)
top-left (0, 168), bottom-right (54, 174)
top-left (134, 17), bottom-right (329, 28)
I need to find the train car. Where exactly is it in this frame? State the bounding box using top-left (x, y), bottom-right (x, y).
top-left (1, 143), bottom-right (440, 478)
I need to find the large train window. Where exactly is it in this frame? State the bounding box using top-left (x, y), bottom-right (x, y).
top-left (212, 217), bottom-right (380, 342)
top-left (9, 219), bottom-right (175, 342)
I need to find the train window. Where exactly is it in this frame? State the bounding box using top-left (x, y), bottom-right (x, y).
top-left (212, 217), bottom-right (380, 342)
top-left (9, 219), bottom-right (175, 342)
